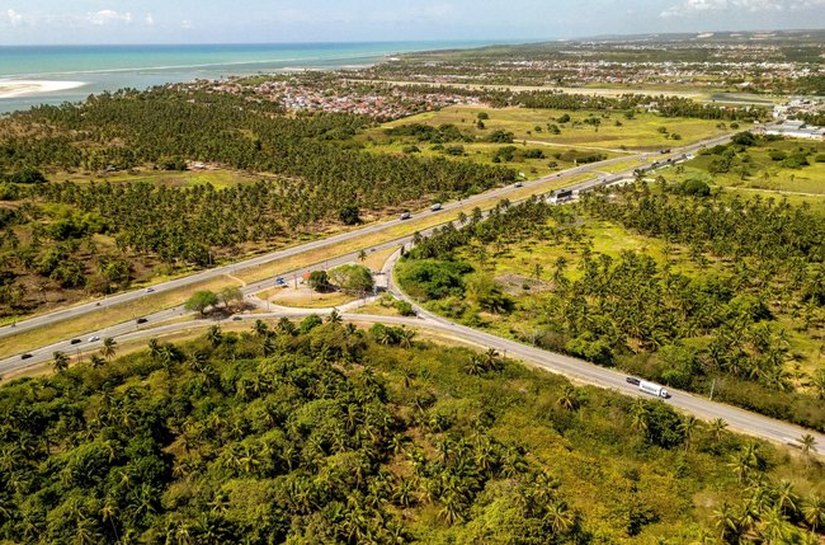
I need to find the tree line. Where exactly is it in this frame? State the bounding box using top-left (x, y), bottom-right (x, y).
top-left (2, 315), bottom-right (823, 544)
top-left (399, 189), bottom-right (825, 432)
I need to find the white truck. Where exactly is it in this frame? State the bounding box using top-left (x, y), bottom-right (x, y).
top-left (638, 380), bottom-right (671, 399)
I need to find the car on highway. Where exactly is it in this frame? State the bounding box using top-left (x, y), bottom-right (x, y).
top-left (430, 203), bottom-right (443, 212)
top-left (399, 211), bottom-right (412, 220)
top-left (136, 317), bottom-right (148, 324)
top-left (88, 335), bottom-right (100, 342)
top-left (70, 338), bottom-right (82, 345)
top-left (232, 316), bottom-right (243, 321)
top-left (625, 376), bottom-right (641, 386)
top-left (145, 287), bottom-right (155, 293)
top-left (514, 181), bottom-right (524, 188)
top-left (21, 353), bottom-right (33, 360)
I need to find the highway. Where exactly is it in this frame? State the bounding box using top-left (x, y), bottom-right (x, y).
top-left (380, 249), bottom-right (825, 450)
top-left (0, 132), bottom-right (739, 373)
top-left (0, 131), bottom-right (734, 344)
top-left (3, 220), bottom-right (822, 452)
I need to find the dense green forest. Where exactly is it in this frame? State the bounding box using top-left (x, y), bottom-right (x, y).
top-left (1, 320), bottom-right (823, 544)
top-left (0, 87), bottom-right (515, 319)
top-left (398, 188), bottom-right (825, 431)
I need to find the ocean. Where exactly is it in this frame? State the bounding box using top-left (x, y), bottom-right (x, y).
top-left (0, 41), bottom-right (496, 114)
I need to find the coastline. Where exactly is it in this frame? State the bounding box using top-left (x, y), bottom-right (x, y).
top-left (0, 80), bottom-right (87, 99)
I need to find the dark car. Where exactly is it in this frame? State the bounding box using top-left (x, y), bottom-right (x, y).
top-left (232, 316), bottom-right (243, 321)
top-left (70, 338), bottom-right (82, 345)
top-left (21, 353), bottom-right (33, 360)
top-left (136, 317), bottom-right (148, 324)
top-left (625, 377), bottom-right (641, 386)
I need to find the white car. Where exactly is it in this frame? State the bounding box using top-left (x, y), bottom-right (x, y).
top-left (88, 335), bottom-right (100, 342)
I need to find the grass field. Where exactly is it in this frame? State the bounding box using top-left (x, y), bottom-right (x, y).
top-left (266, 287), bottom-right (358, 309)
top-left (659, 137), bottom-right (825, 195)
top-left (1, 173), bottom-right (595, 358)
top-left (52, 167), bottom-right (262, 188)
top-left (0, 275), bottom-right (240, 360)
top-left (409, 211), bottom-right (821, 380)
top-left (362, 139), bottom-right (618, 179)
top-left (373, 104), bottom-right (730, 151)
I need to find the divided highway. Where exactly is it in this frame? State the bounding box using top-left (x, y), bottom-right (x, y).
top-left (381, 250), bottom-right (825, 450)
top-left (0, 131), bottom-right (734, 343)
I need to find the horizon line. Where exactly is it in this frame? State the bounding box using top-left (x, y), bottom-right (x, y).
top-left (1, 27), bottom-right (822, 48)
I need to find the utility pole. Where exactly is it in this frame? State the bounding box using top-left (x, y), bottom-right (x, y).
top-left (709, 378), bottom-right (716, 401)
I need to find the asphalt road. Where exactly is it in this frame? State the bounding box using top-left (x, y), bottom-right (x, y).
top-left (0, 130), bottom-right (742, 379)
top-left (0, 131), bottom-right (735, 343)
top-left (381, 249), bottom-right (825, 451)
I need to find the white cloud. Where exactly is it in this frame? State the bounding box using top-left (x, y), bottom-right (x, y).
top-left (6, 9), bottom-right (25, 26)
top-left (661, 0), bottom-right (825, 16)
top-left (144, 13), bottom-right (155, 27)
top-left (87, 9), bottom-right (133, 26)
top-left (181, 19), bottom-right (193, 29)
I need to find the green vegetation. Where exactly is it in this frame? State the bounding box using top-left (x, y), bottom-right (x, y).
top-left (329, 264), bottom-right (374, 296)
top-left (374, 105), bottom-right (733, 152)
top-left (0, 89), bottom-right (515, 320)
top-left (362, 30), bottom-right (824, 94)
top-left (1, 322), bottom-right (823, 544)
top-left (399, 189), bottom-right (825, 431)
top-left (658, 135), bottom-right (825, 195)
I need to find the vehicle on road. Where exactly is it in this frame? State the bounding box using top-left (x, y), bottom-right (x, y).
top-left (70, 339), bottom-right (82, 345)
top-left (399, 211), bottom-right (412, 220)
top-left (639, 380), bottom-right (671, 399)
top-left (232, 316), bottom-right (243, 321)
top-left (514, 181), bottom-right (524, 188)
top-left (21, 353), bottom-right (33, 360)
top-left (275, 277), bottom-right (287, 287)
top-left (625, 376), bottom-right (641, 386)
top-left (145, 287), bottom-right (155, 293)
top-left (88, 335), bottom-right (100, 342)
top-left (136, 317), bottom-right (148, 324)
top-left (430, 203), bottom-right (443, 212)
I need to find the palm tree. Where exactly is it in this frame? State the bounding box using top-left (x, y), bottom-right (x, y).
top-left (52, 351), bottom-right (69, 373)
top-left (713, 503), bottom-right (741, 544)
top-left (327, 309), bottom-right (342, 324)
top-left (483, 348), bottom-right (502, 372)
top-left (102, 337), bottom-right (117, 360)
top-left (277, 317), bottom-right (296, 336)
top-left (774, 480), bottom-right (799, 518)
top-left (630, 399), bottom-right (648, 433)
top-left (799, 433), bottom-right (817, 463)
top-left (708, 417), bottom-right (728, 442)
top-left (546, 502), bottom-right (575, 534)
top-left (679, 415), bottom-right (698, 451)
top-left (397, 327), bottom-right (416, 349)
top-left (757, 507), bottom-right (788, 545)
top-left (261, 335), bottom-right (276, 357)
top-left (89, 354), bottom-right (106, 369)
top-left (557, 385), bottom-right (580, 412)
top-left (802, 495), bottom-right (825, 532)
top-left (465, 356), bottom-right (487, 376)
top-left (148, 338), bottom-right (162, 360)
top-left (206, 325), bottom-right (222, 348)
top-left (252, 319), bottom-right (269, 338)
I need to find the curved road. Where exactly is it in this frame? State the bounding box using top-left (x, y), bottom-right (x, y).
top-left (4, 237), bottom-right (823, 453)
top-left (380, 249), bottom-right (825, 451)
top-left (0, 131), bottom-right (735, 342)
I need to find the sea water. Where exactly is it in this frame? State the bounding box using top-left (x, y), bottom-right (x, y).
top-left (0, 41), bottom-right (497, 113)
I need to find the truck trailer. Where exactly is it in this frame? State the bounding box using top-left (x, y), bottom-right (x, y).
top-left (638, 380), bottom-right (671, 399)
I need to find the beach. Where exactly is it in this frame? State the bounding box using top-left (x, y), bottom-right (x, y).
top-left (0, 41), bottom-right (498, 113)
top-left (0, 79), bottom-right (86, 99)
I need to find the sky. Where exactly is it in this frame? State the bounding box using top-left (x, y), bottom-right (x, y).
top-left (1, 0), bottom-right (824, 45)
